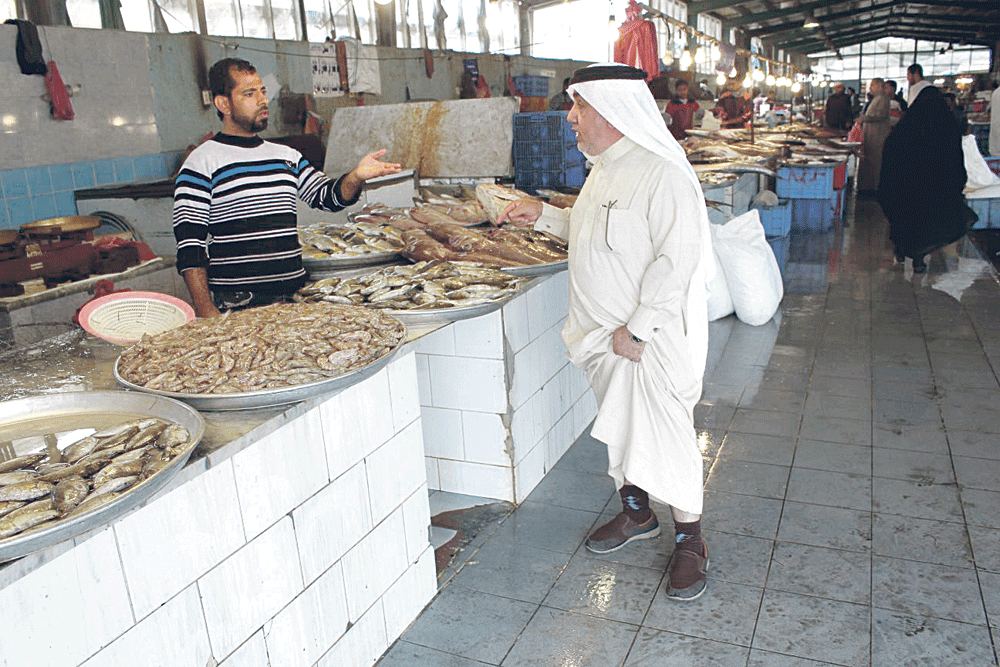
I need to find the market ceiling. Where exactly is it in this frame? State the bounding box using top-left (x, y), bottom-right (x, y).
top-left (694, 0), bottom-right (1000, 55)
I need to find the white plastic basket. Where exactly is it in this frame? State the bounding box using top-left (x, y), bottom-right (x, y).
top-left (78, 291), bottom-right (195, 345)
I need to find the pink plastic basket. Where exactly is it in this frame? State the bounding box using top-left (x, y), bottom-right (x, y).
top-left (78, 291), bottom-right (195, 345)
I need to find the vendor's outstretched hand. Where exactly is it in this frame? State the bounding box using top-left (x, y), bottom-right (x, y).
top-left (355, 149), bottom-right (401, 181)
top-left (497, 198), bottom-right (542, 227)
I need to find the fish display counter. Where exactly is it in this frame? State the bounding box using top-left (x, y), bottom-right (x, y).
top-left (0, 270), bottom-right (594, 667)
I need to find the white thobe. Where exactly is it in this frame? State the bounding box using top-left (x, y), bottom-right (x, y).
top-left (907, 80), bottom-right (930, 106)
top-left (535, 136), bottom-right (707, 514)
top-left (990, 86), bottom-right (1000, 157)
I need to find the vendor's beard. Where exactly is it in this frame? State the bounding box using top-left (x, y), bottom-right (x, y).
top-left (233, 108), bottom-right (268, 133)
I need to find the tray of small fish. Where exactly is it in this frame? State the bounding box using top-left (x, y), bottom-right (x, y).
top-left (295, 260), bottom-right (525, 327)
top-left (501, 258), bottom-right (568, 277)
top-left (300, 221), bottom-right (404, 272)
top-left (114, 302), bottom-right (407, 411)
top-left (0, 390), bottom-right (204, 561)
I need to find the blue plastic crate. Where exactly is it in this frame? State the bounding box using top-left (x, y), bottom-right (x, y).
top-left (766, 234), bottom-right (790, 275)
top-left (776, 164), bottom-right (835, 199)
top-left (967, 196), bottom-right (1000, 229)
top-left (791, 197), bottom-right (834, 231)
top-left (513, 112), bottom-right (574, 144)
top-left (513, 75), bottom-right (549, 97)
top-left (516, 162), bottom-right (586, 190)
top-left (754, 199), bottom-right (792, 236)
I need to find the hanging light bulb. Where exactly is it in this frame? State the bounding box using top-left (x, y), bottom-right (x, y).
top-left (716, 71), bottom-right (727, 86)
top-left (791, 81), bottom-right (802, 93)
top-left (608, 15), bottom-right (619, 41)
top-left (710, 44), bottom-right (721, 62)
top-left (766, 73), bottom-right (776, 86)
top-left (680, 49), bottom-right (693, 71)
top-left (729, 66), bottom-right (738, 78)
top-left (694, 47), bottom-right (706, 64)
top-left (818, 80), bottom-right (827, 88)
top-left (752, 68), bottom-right (764, 82)
top-left (742, 73), bottom-right (752, 88)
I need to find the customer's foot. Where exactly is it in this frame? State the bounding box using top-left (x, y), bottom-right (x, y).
top-left (585, 511), bottom-right (660, 554)
top-left (894, 250), bottom-right (905, 263)
top-left (665, 536), bottom-right (709, 601)
top-left (912, 256), bottom-right (927, 273)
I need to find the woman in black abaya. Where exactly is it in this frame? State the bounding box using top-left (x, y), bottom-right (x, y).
top-left (877, 85), bottom-right (975, 273)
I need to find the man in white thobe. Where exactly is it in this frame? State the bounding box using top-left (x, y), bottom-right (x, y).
top-left (500, 64), bottom-right (714, 601)
top-left (906, 63), bottom-right (930, 106)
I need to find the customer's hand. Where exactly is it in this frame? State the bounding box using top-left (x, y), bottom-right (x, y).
top-left (612, 326), bottom-right (645, 362)
top-left (497, 198), bottom-right (542, 227)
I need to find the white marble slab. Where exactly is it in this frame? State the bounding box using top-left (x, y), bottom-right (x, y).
top-left (80, 584), bottom-right (212, 667)
top-left (115, 460), bottom-right (246, 620)
top-left (232, 409), bottom-right (328, 540)
top-left (462, 410), bottom-right (510, 466)
top-left (401, 484), bottom-right (432, 564)
top-left (320, 369), bottom-right (395, 481)
top-left (382, 546), bottom-right (437, 642)
top-left (292, 462), bottom-right (372, 586)
top-left (199, 517), bottom-right (303, 658)
top-left (501, 292), bottom-right (532, 354)
top-left (340, 509), bottom-right (408, 623)
top-left (366, 420), bottom-right (425, 525)
top-left (426, 355), bottom-right (506, 412)
top-left (314, 598), bottom-right (388, 667)
top-left (219, 631), bottom-right (269, 667)
top-left (263, 560), bottom-right (349, 667)
top-left (387, 351), bottom-right (421, 433)
top-left (452, 310), bottom-right (504, 359)
top-left (437, 458), bottom-right (514, 501)
top-left (515, 439), bottom-right (546, 503)
top-left (421, 406), bottom-right (465, 460)
top-left (0, 528), bottom-right (132, 667)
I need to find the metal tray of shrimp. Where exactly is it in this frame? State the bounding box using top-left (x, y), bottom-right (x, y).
top-left (113, 336), bottom-right (405, 411)
top-left (0, 390), bottom-right (205, 562)
top-left (501, 259), bottom-right (568, 277)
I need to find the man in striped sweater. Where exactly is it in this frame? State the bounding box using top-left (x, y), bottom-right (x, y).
top-left (174, 57), bottom-right (400, 317)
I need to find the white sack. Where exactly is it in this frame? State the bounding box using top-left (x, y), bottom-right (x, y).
top-left (712, 209), bottom-right (783, 326)
top-left (706, 232), bottom-right (735, 321)
top-left (963, 134), bottom-right (1000, 193)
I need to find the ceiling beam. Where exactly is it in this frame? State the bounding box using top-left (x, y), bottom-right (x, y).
top-left (751, 2), bottom-right (900, 39)
top-left (688, 0), bottom-right (746, 16)
top-left (723, 0), bottom-right (995, 30)
top-left (784, 23), bottom-right (994, 53)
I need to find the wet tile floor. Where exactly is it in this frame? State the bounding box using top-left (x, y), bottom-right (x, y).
top-left (377, 189), bottom-right (1000, 667)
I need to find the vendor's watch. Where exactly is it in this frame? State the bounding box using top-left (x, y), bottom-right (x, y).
top-left (630, 332), bottom-right (643, 344)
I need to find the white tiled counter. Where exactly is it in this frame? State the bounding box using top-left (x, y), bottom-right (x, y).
top-left (413, 272), bottom-right (598, 503)
top-left (0, 352), bottom-right (436, 667)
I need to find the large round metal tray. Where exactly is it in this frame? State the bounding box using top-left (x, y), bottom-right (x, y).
top-left (113, 330), bottom-right (406, 411)
top-left (303, 250), bottom-right (403, 274)
top-left (385, 291), bottom-right (520, 327)
top-left (0, 390), bottom-right (205, 562)
top-left (501, 259), bottom-right (568, 277)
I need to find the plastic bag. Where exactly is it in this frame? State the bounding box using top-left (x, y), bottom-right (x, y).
top-left (705, 231), bottom-right (734, 321)
top-left (45, 60), bottom-right (74, 121)
top-left (711, 210), bottom-right (783, 326)
top-left (847, 119), bottom-right (863, 143)
top-left (962, 134), bottom-right (1000, 192)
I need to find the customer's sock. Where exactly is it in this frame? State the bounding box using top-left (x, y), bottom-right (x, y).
top-left (619, 485), bottom-right (651, 523)
top-left (674, 519), bottom-right (702, 546)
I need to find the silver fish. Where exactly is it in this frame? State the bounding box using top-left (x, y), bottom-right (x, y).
top-left (63, 436), bottom-right (102, 464)
top-left (0, 508), bottom-right (60, 538)
top-left (156, 425), bottom-right (189, 451)
top-left (0, 453), bottom-right (46, 475)
top-left (65, 493), bottom-right (119, 519)
top-left (4, 497), bottom-right (54, 521)
top-left (92, 475), bottom-right (138, 496)
top-left (0, 470), bottom-right (40, 487)
top-left (53, 476), bottom-right (90, 514)
top-left (92, 418), bottom-right (157, 440)
top-left (92, 459), bottom-right (145, 489)
top-left (0, 480), bottom-right (54, 502)
top-left (0, 500), bottom-right (26, 519)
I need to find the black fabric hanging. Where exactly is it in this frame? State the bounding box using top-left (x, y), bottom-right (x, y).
top-left (4, 19), bottom-right (48, 76)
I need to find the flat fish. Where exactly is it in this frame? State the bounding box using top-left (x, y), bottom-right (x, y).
top-left (0, 508), bottom-right (60, 538)
top-left (0, 480), bottom-right (54, 502)
top-left (0, 470), bottom-right (40, 487)
top-left (0, 453), bottom-right (46, 475)
top-left (53, 476), bottom-right (90, 514)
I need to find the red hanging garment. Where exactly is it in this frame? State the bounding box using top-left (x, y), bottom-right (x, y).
top-left (45, 60), bottom-right (74, 120)
top-left (613, 0), bottom-right (658, 81)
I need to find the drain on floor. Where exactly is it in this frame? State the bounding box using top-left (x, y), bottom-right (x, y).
top-left (432, 501), bottom-right (514, 579)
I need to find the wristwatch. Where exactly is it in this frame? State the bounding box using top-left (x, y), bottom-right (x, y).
top-left (630, 333), bottom-right (643, 344)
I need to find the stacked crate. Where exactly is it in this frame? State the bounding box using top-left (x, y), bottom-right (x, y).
top-left (513, 76), bottom-right (549, 113)
top-left (777, 162), bottom-right (843, 231)
top-left (512, 112), bottom-right (586, 190)
top-left (754, 198), bottom-right (792, 275)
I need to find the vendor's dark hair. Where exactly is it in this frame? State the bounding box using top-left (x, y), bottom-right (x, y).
top-left (209, 58), bottom-right (257, 120)
top-left (908, 63), bottom-right (923, 78)
top-left (886, 80), bottom-right (898, 92)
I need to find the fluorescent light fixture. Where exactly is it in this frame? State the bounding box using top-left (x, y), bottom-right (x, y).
top-left (803, 16), bottom-right (819, 29)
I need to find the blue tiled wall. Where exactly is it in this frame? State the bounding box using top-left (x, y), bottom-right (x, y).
top-left (0, 152), bottom-right (185, 230)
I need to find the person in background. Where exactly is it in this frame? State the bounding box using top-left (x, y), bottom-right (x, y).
top-left (989, 81), bottom-right (1000, 156)
top-left (824, 82), bottom-right (853, 132)
top-left (907, 63), bottom-right (930, 106)
top-left (879, 85), bottom-right (973, 273)
top-left (858, 77), bottom-right (891, 193)
top-left (664, 79), bottom-right (700, 140)
top-left (942, 92), bottom-right (968, 135)
top-left (714, 81), bottom-right (751, 128)
top-left (886, 80), bottom-right (904, 126)
top-left (173, 58), bottom-right (400, 318)
top-left (548, 77), bottom-right (573, 111)
top-left (498, 64), bottom-right (714, 602)
top-left (888, 79), bottom-right (908, 114)
top-left (847, 86), bottom-right (861, 117)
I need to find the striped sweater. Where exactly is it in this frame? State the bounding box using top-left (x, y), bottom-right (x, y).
top-left (173, 133), bottom-right (357, 294)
